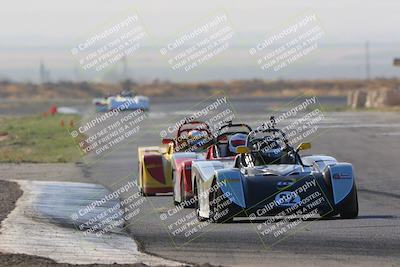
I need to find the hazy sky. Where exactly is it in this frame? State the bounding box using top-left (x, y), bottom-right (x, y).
top-left (1, 0), bottom-right (400, 46)
top-left (1, 0), bottom-right (399, 81)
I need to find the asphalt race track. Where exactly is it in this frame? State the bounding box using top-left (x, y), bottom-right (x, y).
top-left (81, 96), bottom-right (400, 267)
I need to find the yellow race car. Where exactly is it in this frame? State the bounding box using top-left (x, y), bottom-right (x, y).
top-left (138, 120), bottom-right (212, 196)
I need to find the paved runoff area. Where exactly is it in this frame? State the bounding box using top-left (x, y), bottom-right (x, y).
top-left (0, 179), bottom-right (182, 266)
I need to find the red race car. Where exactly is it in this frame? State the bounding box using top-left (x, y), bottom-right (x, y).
top-left (172, 122), bottom-right (252, 207)
top-left (139, 120), bottom-right (212, 196)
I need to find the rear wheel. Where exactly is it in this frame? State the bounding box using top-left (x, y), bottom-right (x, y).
top-left (139, 163), bottom-right (156, 196)
top-left (139, 188), bottom-right (144, 196)
top-left (138, 163), bottom-right (144, 196)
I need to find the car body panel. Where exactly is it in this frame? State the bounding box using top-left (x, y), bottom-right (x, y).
top-left (327, 163), bottom-right (354, 204)
top-left (172, 153), bottom-right (204, 202)
top-left (138, 121), bottom-right (211, 195)
top-left (138, 145), bottom-right (173, 194)
top-left (109, 95), bottom-right (150, 111)
top-left (174, 123), bottom-right (252, 205)
top-left (194, 151), bottom-right (356, 220)
top-left (93, 94), bottom-right (150, 112)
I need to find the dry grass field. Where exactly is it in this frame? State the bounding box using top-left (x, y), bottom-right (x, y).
top-left (1, 78), bottom-right (400, 99)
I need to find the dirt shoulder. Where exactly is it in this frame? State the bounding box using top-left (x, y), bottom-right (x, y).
top-left (0, 179), bottom-right (60, 266)
top-left (0, 180), bottom-right (22, 230)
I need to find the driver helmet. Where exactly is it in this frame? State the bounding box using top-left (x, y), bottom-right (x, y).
top-left (187, 130), bottom-right (207, 148)
top-left (228, 133), bottom-right (247, 154)
top-left (120, 90), bottom-right (133, 97)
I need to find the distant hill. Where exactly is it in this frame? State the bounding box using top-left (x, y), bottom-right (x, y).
top-left (1, 79), bottom-right (399, 99)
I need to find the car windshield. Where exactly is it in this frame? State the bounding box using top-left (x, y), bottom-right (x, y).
top-left (250, 150), bottom-right (297, 166)
top-left (175, 130), bottom-right (212, 153)
top-left (245, 138), bottom-right (298, 166)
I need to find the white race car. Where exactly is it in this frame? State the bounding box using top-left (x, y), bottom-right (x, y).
top-left (93, 91), bottom-right (150, 112)
top-left (192, 122), bottom-right (359, 223)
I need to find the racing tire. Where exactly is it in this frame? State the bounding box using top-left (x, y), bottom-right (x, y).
top-left (172, 182), bottom-right (179, 206)
top-left (182, 176), bottom-right (194, 208)
top-left (138, 163), bottom-right (145, 196)
top-left (194, 179), bottom-right (207, 222)
top-left (339, 186), bottom-right (359, 219)
top-left (139, 188), bottom-right (144, 196)
top-left (172, 170), bottom-right (180, 206)
top-left (173, 191), bottom-right (179, 206)
top-left (138, 163), bottom-right (155, 197)
top-left (179, 177), bottom-right (185, 207)
top-left (209, 180), bottom-right (233, 223)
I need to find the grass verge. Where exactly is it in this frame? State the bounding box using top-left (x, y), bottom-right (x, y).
top-left (0, 115), bottom-right (83, 163)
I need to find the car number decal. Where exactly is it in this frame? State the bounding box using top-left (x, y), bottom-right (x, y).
top-left (275, 191), bottom-right (301, 206)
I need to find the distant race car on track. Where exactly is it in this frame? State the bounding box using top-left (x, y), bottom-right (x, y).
top-left (192, 120), bottom-right (359, 223)
top-left (93, 90), bottom-right (150, 112)
top-left (138, 120), bottom-right (212, 196)
top-left (173, 122), bottom-right (252, 207)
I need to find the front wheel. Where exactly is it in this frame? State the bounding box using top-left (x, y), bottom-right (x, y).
top-left (209, 180), bottom-right (233, 223)
top-left (194, 179), bottom-right (207, 222)
top-left (340, 188), bottom-right (359, 219)
top-left (172, 170), bottom-right (179, 206)
top-left (181, 175), bottom-right (195, 208)
top-left (173, 190), bottom-right (179, 206)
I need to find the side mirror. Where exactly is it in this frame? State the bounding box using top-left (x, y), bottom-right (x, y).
top-left (162, 138), bottom-right (174, 145)
top-left (236, 146), bottom-right (250, 154)
top-left (296, 142), bottom-right (311, 151)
